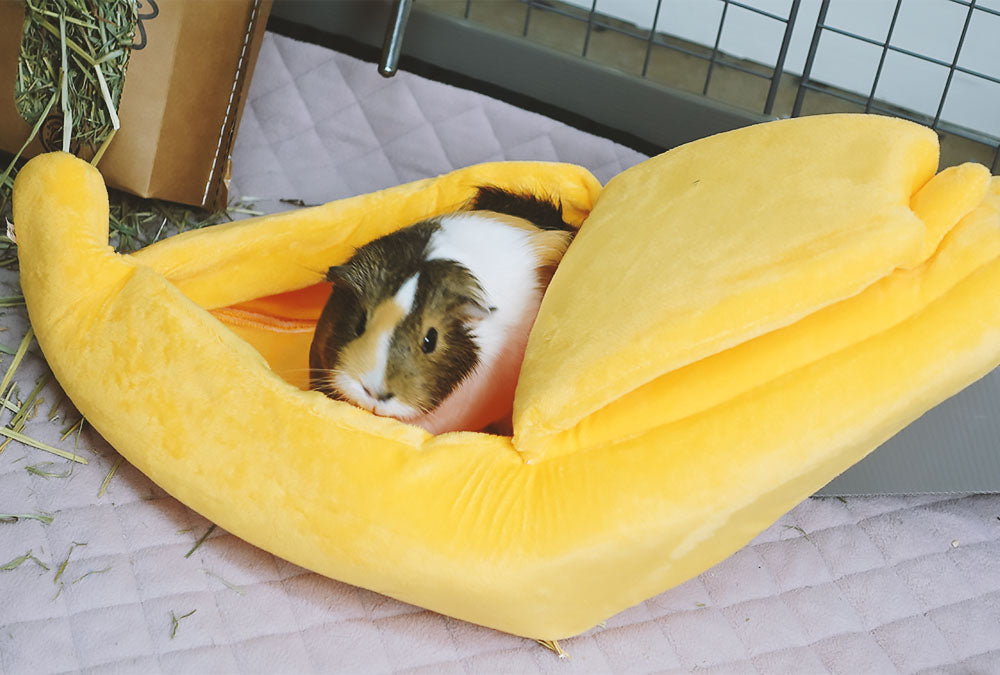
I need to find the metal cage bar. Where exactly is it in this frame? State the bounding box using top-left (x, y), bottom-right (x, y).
top-left (932, 0), bottom-right (976, 129)
top-left (765, 0), bottom-right (799, 115)
top-left (703, 0), bottom-right (730, 96)
top-left (582, 0), bottom-right (599, 58)
top-left (379, 0), bottom-right (414, 77)
top-left (865, 0), bottom-right (902, 114)
top-left (640, 0), bottom-right (665, 77)
top-left (724, 0), bottom-right (787, 22)
top-left (792, 0), bottom-right (829, 117)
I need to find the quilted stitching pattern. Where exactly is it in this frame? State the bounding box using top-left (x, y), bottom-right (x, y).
top-left (2, 31), bottom-right (999, 673)
top-left (230, 33), bottom-right (643, 212)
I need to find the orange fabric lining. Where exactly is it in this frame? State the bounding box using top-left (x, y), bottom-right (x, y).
top-left (211, 307), bottom-right (316, 333)
top-left (216, 282), bottom-right (332, 322)
top-left (209, 282), bottom-right (332, 390)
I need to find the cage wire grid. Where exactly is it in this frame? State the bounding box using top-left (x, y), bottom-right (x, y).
top-left (794, 0), bottom-right (1000, 172)
top-left (441, 0), bottom-right (1000, 169)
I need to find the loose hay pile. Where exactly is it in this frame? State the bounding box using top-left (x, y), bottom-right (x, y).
top-left (1, 1), bottom-right (258, 252)
top-left (2, 0), bottom-right (135, 197)
top-left (15, 0), bottom-right (136, 157)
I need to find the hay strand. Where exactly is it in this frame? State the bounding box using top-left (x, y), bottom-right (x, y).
top-left (52, 541), bottom-right (86, 584)
top-left (58, 15), bottom-right (72, 153)
top-left (184, 524), bottom-right (217, 558)
top-left (47, 395), bottom-right (63, 421)
top-left (0, 369), bottom-right (75, 464)
top-left (90, 127), bottom-right (116, 166)
top-left (169, 609), bottom-right (196, 639)
top-left (26, 461), bottom-right (73, 478)
top-left (201, 568), bottom-right (246, 596)
top-left (0, 88), bottom-right (58, 192)
top-left (72, 566), bottom-right (111, 584)
top-left (0, 296), bottom-right (26, 307)
top-left (0, 388), bottom-right (19, 414)
top-left (0, 426), bottom-right (87, 464)
top-left (0, 512), bottom-right (54, 525)
top-left (97, 455), bottom-right (123, 498)
top-left (92, 62), bottom-right (120, 130)
top-left (6, 372), bottom-right (50, 432)
top-left (536, 639), bottom-right (569, 658)
top-left (60, 416), bottom-right (84, 440)
top-left (1, 549), bottom-right (49, 571)
top-left (0, 327), bottom-right (34, 401)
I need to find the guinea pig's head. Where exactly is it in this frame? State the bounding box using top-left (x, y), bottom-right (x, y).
top-left (310, 226), bottom-right (491, 422)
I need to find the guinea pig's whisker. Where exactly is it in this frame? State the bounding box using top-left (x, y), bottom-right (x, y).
top-left (291, 261), bottom-right (329, 278)
top-left (293, 367), bottom-right (338, 376)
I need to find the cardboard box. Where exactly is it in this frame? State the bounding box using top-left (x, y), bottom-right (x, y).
top-left (0, 0), bottom-right (273, 208)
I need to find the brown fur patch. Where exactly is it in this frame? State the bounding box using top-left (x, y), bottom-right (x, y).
top-left (383, 305), bottom-right (453, 413)
top-left (380, 261), bottom-right (483, 413)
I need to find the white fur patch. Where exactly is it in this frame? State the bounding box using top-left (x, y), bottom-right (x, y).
top-left (346, 277), bottom-right (419, 409)
top-left (394, 273), bottom-right (419, 313)
top-left (333, 371), bottom-right (373, 411)
top-left (334, 370), bottom-right (421, 420)
top-left (374, 396), bottom-right (422, 420)
top-left (360, 330), bottom-right (393, 399)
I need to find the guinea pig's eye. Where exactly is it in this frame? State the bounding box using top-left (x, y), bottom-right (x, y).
top-left (355, 312), bottom-right (367, 337)
top-left (421, 327), bottom-right (438, 354)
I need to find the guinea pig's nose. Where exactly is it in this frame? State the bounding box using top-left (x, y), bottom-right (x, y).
top-left (362, 383), bottom-right (394, 402)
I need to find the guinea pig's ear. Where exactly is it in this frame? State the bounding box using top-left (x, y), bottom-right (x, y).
top-left (326, 265), bottom-right (360, 293)
top-left (455, 296), bottom-right (494, 324)
top-left (325, 265), bottom-right (347, 283)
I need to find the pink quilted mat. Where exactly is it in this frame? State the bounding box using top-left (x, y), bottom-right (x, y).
top-left (1, 32), bottom-right (998, 674)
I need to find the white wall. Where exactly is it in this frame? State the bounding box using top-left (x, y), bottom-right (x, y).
top-left (562, 0), bottom-right (1000, 137)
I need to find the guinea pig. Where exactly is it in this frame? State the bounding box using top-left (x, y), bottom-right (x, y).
top-left (308, 186), bottom-right (575, 435)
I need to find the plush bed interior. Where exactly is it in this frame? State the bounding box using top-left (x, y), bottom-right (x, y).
top-left (2, 30), bottom-right (999, 674)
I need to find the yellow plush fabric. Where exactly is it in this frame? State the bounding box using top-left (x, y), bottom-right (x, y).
top-left (513, 115), bottom-right (990, 459)
top-left (13, 113), bottom-right (1000, 640)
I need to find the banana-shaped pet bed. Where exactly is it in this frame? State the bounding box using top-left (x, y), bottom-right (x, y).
top-left (13, 114), bottom-right (1000, 639)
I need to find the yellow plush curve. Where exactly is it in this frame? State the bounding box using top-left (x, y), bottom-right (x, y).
top-left (13, 114), bottom-right (1000, 640)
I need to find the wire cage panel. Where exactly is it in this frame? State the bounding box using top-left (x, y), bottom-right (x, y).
top-left (794, 0), bottom-right (1000, 170)
top-left (422, 0), bottom-right (1000, 169)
